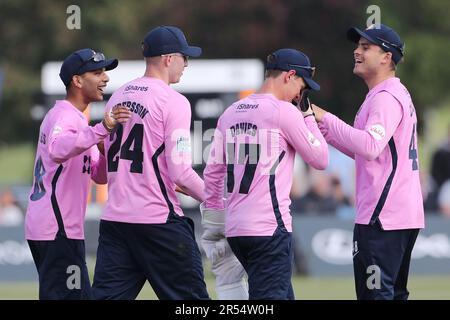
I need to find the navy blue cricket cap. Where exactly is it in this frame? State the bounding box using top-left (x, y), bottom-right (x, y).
top-left (347, 24), bottom-right (405, 64)
top-left (142, 25), bottom-right (202, 58)
top-left (59, 48), bottom-right (118, 87)
top-left (265, 48), bottom-right (320, 91)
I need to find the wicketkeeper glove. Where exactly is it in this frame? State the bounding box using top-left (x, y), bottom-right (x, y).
top-left (200, 202), bottom-right (225, 237)
top-left (293, 89), bottom-right (315, 118)
top-left (200, 202), bottom-right (248, 299)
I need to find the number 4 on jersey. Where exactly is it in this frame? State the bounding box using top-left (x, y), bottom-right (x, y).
top-left (409, 123), bottom-right (418, 171)
top-left (107, 123), bottom-right (144, 173)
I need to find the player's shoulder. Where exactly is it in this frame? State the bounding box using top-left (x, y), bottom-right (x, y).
top-left (49, 100), bottom-right (83, 121)
top-left (218, 97), bottom-right (250, 122)
top-left (168, 88), bottom-right (189, 105)
top-left (377, 78), bottom-right (411, 100)
top-left (40, 101), bottom-right (82, 133)
top-left (275, 100), bottom-right (302, 123)
top-left (279, 100), bottom-right (298, 113)
top-left (110, 77), bottom-right (148, 98)
top-left (106, 79), bottom-right (137, 107)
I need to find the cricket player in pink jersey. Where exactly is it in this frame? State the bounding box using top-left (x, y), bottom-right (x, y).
top-left (203, 49), bottom-right (329, 299)
top-left (92, 26), bottom-right (209, 300)
top-left (25, 48), bottom-right (131, 299)
top-left (313, 24), bottom-right (425, 300)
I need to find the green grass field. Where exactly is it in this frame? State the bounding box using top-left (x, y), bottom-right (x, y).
top-left (0, 143), bottom-right (34, 185)
top-left (1, 141), bottom-right (450, 301)
top-left (1, 275), bottom-right (449, 300)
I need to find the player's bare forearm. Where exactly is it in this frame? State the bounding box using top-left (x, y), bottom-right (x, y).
top-left (311, 103), bottom-right (328, 122)
top-left (102, 104), bottom-right (132, 131)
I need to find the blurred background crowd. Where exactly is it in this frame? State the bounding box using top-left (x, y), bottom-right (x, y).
top-left (1, 0), bottom-right (450, 225)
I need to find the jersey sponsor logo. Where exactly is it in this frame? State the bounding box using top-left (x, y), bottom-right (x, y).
top-left (124, 85), bottom-right (148, 92)
top-left (176, 136), bottom-right (191, 153)
top-left (307, 131), bottom-right (321, 147)
top-left (229, 122), bottom-right (257, 137)
top-left (236, 103), bottom-right (258, 111)
top-left (52, 125), bottom-right (63, 136)
top-left (368, 124), bottom-right (385, 140)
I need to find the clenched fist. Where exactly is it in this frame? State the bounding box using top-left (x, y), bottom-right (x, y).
top-left (102, 105), bottom-right (132, 131)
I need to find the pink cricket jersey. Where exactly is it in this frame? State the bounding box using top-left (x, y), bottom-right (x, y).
top-left (25, 100), bottom-right (109, 240)
top-left (101, 77), bottom-right (204, 223)
top-left (204, 93), bottom-right (329, 237)
top-left (318, 77), bottom-right (425, 230)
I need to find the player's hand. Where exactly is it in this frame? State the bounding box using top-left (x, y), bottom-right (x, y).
top-left (201, 229), bottom-right (227, 265)
top-left (102, 104), bottom-right (132, 131)
top-left (200, 202), bottom-right (226, 239)
top-left (199, 203), bottom-right (248, 299)
top-left (311, 104), bottom-right (327, 122)
top-left (293, 89), bottom-right (314, 117)
top-left (299, 89), bottom-right (311, 112)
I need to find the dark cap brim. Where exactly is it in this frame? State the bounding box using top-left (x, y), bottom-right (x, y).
top-left (179, 46), bottom-right (202, 57)
top-left (347, 27), bottom-right (378, 45)
top-left (304, 77), bottom-right (320, 91)
top-left (79, 58), bottom-right (118, 74)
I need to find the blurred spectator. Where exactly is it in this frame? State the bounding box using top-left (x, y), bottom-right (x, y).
top-left (326, 146), bottom-right (355, 205)
top-left (331, 175), bottom-right (355, 219)
top-left (290, 155), bottom-right (309, 199)
top-left (430, 125), bottom-right (450, 192)
top-left (420, 171), bottom-right (439, 212)
top-left (438, 179), bottom-right (450, 217)
top-left (291, 169), bottom-right (348, 214)
top-left (330, 175), bottom-right (352, 207)
top-left (0, 188), bottom-right (24, 226)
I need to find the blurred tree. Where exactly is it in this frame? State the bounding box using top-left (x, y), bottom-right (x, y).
top-left (0, 0), bottom-right (449, 144)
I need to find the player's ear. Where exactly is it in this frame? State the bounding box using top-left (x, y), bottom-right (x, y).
top-left (382, 51), bottom-right (393, 66)
top-left (284, 70), bottom-right (295, 83)
top-left (71, 75), bottom-right (83, 89)
top-left (162, 55), bottom-right (171, 67)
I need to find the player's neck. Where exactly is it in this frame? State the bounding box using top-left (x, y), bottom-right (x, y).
top-left (258, 79), bottom-right (289, 102)
top-left (364, 70), bottom-right (396, 90)
top-left (144, 65), bottom-right (169, 84)
top-left (65, 91), bottom-right (89, 113)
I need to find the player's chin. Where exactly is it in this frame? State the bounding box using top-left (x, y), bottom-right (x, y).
top-left (92, 92), bottom-right (104, 101)
top-left (353, 65), bottom-right (362, 76)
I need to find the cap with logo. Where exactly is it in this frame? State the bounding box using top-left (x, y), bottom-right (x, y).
top-left (59, 48), bottom-right (118, 87)
top-left (265, 48), bottom-right (320, 91)
top-left (347, 23), bottom-right (405, 64)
